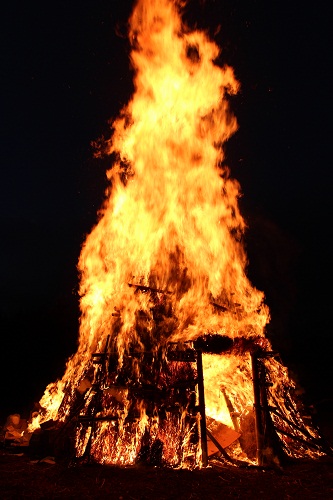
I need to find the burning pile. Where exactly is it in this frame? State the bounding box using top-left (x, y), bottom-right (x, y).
top-left (29, 0), bottom-right (330, 467)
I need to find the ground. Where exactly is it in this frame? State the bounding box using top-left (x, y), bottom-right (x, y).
top-left (1, 410), bottom-right (332, 499)
top-left (1, 451), bottom-right (333, 499)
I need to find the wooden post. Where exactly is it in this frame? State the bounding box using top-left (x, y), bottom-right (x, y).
top-left (251, 352), bottom-right (264, 466)
top-left (196, 348), bottom-right (208, 467)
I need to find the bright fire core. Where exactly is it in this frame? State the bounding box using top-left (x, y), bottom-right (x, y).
top-left (32, 0), bottom-right (321, 467)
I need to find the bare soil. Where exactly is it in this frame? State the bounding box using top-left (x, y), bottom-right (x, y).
top-left (1, 450), bottom-right (333, 500)
top-left (1, 408), bottom-right (332, 499)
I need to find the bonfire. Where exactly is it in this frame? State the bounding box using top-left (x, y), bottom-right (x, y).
top-left (26, 0), bottom-right (330, 468)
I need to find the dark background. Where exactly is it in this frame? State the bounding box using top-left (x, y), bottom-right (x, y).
top-left (0, 1), bottom-right (332, 423)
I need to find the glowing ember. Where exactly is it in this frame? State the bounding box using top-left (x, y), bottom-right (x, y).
top-left (32, 0), bottom-right (326, 467)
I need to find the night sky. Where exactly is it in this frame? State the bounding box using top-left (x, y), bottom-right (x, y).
top-left (1, 0), bottom-right (332, 422)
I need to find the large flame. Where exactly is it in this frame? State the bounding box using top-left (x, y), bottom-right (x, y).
top-left (32, 0), bottom-right (322, 467)
top-left (76, 0), bottom-right (267, 378)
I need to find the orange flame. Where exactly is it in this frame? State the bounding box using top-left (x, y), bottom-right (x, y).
top-left (77, 0), bottom-right (268, 366)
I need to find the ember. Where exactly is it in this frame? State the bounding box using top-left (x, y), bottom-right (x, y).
top-left (28, 0), bottom-right (331, 468)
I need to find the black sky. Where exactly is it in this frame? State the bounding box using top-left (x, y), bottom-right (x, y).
top-left (0, 0), bottom-right (332, 421)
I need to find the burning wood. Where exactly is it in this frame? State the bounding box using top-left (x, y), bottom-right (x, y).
top-left (3, 414), bottom-right (29, 447)
top-left (27, 0), bottom-right (331, 468)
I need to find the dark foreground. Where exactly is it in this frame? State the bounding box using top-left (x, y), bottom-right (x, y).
top-left (1, 450), bottom-right (333, 500)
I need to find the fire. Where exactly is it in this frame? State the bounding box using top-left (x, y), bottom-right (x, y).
top-left (31, 0), bottom-right (326, 467)
top-left (75, 0), bottom-right (269, 372)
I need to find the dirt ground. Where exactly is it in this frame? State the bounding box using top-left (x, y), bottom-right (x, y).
top-left (1, 450), bottom-right (333, 500)
top-left (1, 409), bottom-right (332, 500)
